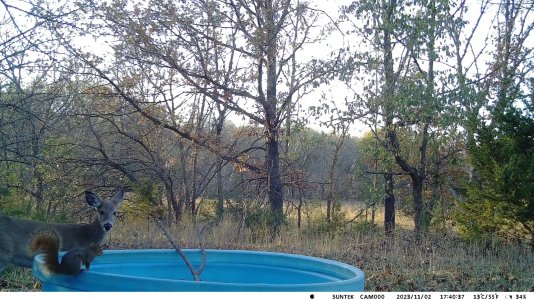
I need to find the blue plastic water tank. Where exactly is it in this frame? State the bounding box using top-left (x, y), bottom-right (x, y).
top-left (32, 249), bottom-right (365, 291)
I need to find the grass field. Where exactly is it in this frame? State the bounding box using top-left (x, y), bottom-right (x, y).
top-left (1, 201), bottom-right (533, 292)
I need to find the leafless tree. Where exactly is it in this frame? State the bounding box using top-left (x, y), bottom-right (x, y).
top-left (54, 0), bottom-right (343, 230)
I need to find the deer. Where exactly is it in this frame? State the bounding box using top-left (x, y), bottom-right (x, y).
top-left (0, 189), bottom-right (125, 274)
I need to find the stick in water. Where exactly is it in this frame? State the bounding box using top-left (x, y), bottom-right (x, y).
top-left (156, 219), bottom-right (202, 281)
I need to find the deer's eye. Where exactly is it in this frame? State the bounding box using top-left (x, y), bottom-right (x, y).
top-left (99, 211), bottom-right (104, 215)
top-left (113, 212), bottom-right (117, 216)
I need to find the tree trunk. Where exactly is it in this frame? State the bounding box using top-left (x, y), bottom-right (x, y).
top-left (216, 156), bottom-right (224, 220)
top-left (179, 142), bottom-right (192, 216)
top-left (267, 131), bottom-right (284, 230)
top-left (165, 182), bottom-right (181, 223)
top-left (297, 190), bottom-right (303, 230)
top-left (411, 175), bottom-right (424, 236)
top-left (214, 106), bottom-right (226, 221)
top-left (326, 126), bottom-right (348, 222)
top-left (265, 0), bottom-right (283, 232)
top-left (428, 152), bottom-right (441, 229)
top-left (381, 0), bottom-right (397, 236)
top-left (384, 172), bottom-right (395, 236)
top-left (191, 151), bottom-right (198, 216)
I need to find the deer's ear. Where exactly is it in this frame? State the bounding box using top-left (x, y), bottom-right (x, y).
top-left (111, 188), bottom-right (125, 207)
top-left (85, 191), bottom-right (102, 208)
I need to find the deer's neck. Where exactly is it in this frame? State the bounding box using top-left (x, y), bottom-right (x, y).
top-left (89, 218), bottom-right (107, 242)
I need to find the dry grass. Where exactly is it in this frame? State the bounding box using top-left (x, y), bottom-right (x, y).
top-left (105, 202), bottom-right (534, 292)
top-left (2, 201), bottom-right (533, 292)
top-left (0, 267), bottom-right (38, 292)
top-left (341, 205), bottom-right (415, 230)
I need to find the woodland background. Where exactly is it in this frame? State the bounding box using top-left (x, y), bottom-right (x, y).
top-left (0, 0), bottom-right (533, 291)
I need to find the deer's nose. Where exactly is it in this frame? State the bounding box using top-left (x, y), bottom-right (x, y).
top-left (103, 223), bottom-right (112, 231)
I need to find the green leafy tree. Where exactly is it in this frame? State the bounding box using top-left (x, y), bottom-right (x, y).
top-left (460, 95), bottom-right (534, 249)
top-left (344, 0), bottom-right (471, 236)
top-left (457, 0), bottom-right (534, 250)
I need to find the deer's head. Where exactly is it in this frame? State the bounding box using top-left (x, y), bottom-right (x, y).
top-left (85, 189), bottom-right (125, 232)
